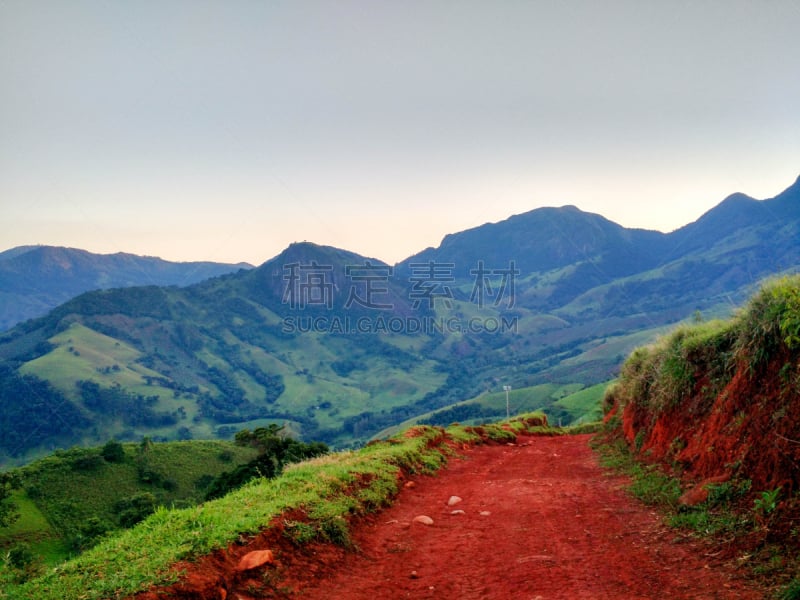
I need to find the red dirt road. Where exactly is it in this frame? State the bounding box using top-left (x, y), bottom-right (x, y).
top-left (289, 434), bottom-right (761, 600)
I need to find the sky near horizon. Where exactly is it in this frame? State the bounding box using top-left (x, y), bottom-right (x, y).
top-left (1, 2), bottom-right (799, 266)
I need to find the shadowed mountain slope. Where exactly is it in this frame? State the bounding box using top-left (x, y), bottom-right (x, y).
top-left (0, 246), bottom-right (252, 331)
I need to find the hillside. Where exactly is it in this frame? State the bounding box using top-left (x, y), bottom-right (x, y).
top-left (6, 268), bottom-right (800, 600)
top-left (0, 246), bottom-right (251, 331)
top-left (0, 176), bottom-right (799, 464)
top-left (0, 244), bottom-right (452, 464)
top-left (375, 381), bottom-right (606, 438)
top-left (405, 174), bottom-right (800, 321)
top-left (604, 274), bottom-right (800, 491)
top-left (0, 439), bottom-right (259, 565)
top-left (603, 274), bottom-right (800, 591)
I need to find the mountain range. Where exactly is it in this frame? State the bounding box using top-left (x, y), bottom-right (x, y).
top-left (0, 174), bottom-right (798, 465)
top-left (0, 246), bottom-right (252, 331)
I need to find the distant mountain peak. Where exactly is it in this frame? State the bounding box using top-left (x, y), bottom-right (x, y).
top-left (777, 173), bottom-right (800, 200)
top-left (715, 192), bottom-right (758, 211)
top-left (263, 241), bottom-right (388, 270)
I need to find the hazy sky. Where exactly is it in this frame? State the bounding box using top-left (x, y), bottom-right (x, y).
top-left (1, 1), bottom-right (799, 266)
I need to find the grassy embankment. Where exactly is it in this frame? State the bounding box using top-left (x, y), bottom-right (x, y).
top-left (598, 274), bottom-right (800, 598)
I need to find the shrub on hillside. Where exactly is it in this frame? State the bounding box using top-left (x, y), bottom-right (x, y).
top-left (100, 439), bottom-right (125, 463)
top-left (114, 492), bottom-right (157, 528)
top-left (0, 472), bottom-right (20, 528)
top-left (205, 426), bottom-right (328, 500)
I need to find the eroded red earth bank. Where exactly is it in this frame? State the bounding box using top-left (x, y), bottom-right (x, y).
top-left (136, 435), bottom-right (764, 599)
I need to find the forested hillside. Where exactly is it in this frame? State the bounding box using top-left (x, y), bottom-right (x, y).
top-left (0, 246), bottom-right (250, 331)
top-left (0, 177), bottom-right (798, 464)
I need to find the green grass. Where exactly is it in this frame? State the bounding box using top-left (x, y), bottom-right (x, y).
top-left (1, 440), bottom-right (258, 566)
top-left (0, 489), bottom-right (71, 570)
top-left (594, 438), bottom-right (681, 508)
top-left (3, 419), bottom-right (555, 600)
top-left (594, 437), bottom-right (766, 539)
top-left (0, 491), bottom-right (51, 537)
top-left (373, 382), bottom-right (604, 438)
top-left (610, 274), bottom-right (800, 422)
top-left (20, 323), bottom-right (169, 397)
top-left (552, 382), bottom-right (606, 423)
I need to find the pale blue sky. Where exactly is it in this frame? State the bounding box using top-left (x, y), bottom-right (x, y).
top-left (1, 1), bottom-right (799, 265)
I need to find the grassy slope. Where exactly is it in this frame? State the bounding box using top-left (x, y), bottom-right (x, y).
top-left (17, 320), bottom-right (448, 452)
top-left (16, 323), bottom-right (190, 447)
top-left (552, 382), bottom-right (607, 424)
top-left (2, 416), bottom-right (551, 600)
top-left (373, 382), bottom-right (604, 438)
top-left (0, 491), bottom-right (66, 563)
top-left (0, 440), bottom-right (258, 565)
top-left (20, 323), bottom-right (173, 397)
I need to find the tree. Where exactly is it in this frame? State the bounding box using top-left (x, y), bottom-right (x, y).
top-left (206, 427), bottom-right (328, 500)
top-left (101, 439), bottom-right (126, 463)
top-left (0, 472), bottom-right (20, 528)
top-left (115, 492), bottom-right (157, 528)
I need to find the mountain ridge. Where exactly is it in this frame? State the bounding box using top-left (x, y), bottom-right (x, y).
top-left (0, 246), bottom-right (252, 331)
top-left (1, 175), bottom-right (799, 464)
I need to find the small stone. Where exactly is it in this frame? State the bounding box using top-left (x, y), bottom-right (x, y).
top-left (410, 570), bottom-right (419, 579)
top-left (413, 515), bottom-right (434, 526)
top-left (404, 481), bottom-right (416, 489)
top-left (479, 511), bottom-right (491, 516)
top-left (235, 549), bottom-right (275, 572)
top-left (450, 509), bottom-right (466, 515)
top-left (447, 495), bottom-right (462, 506)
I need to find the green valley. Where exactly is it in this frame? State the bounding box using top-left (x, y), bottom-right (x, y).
top-left (0, 176), bottom-right (798, 467)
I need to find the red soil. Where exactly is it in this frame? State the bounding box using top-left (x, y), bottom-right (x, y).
top-left (620, 355), bottom-right (800, 494)
top-left (134, 434), bottom-right (765, 599)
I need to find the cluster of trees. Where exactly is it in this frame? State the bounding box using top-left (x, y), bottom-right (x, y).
top-left (55, 286), bottom-right (173, 320)
top-left (204, 425), bottom-right (328, 500)
top-left (197, 391), bottom-right (266, 424)
top-left (330, 359), bottom-right (364, 378)
top-left (207, 339), bottom-right (286, 404)
top-left (0, 365), bottom-right (89, 457)
top-left (0, 471), bottom-right (19, 527)
top-left (76, 380), bottom-right (178, 428)
top-left (240, 364), bottom-right (284, 404)
top-left (195, 361), bottom-right (289, 423)
top-left (204, 366), bottom-right (245, 404)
